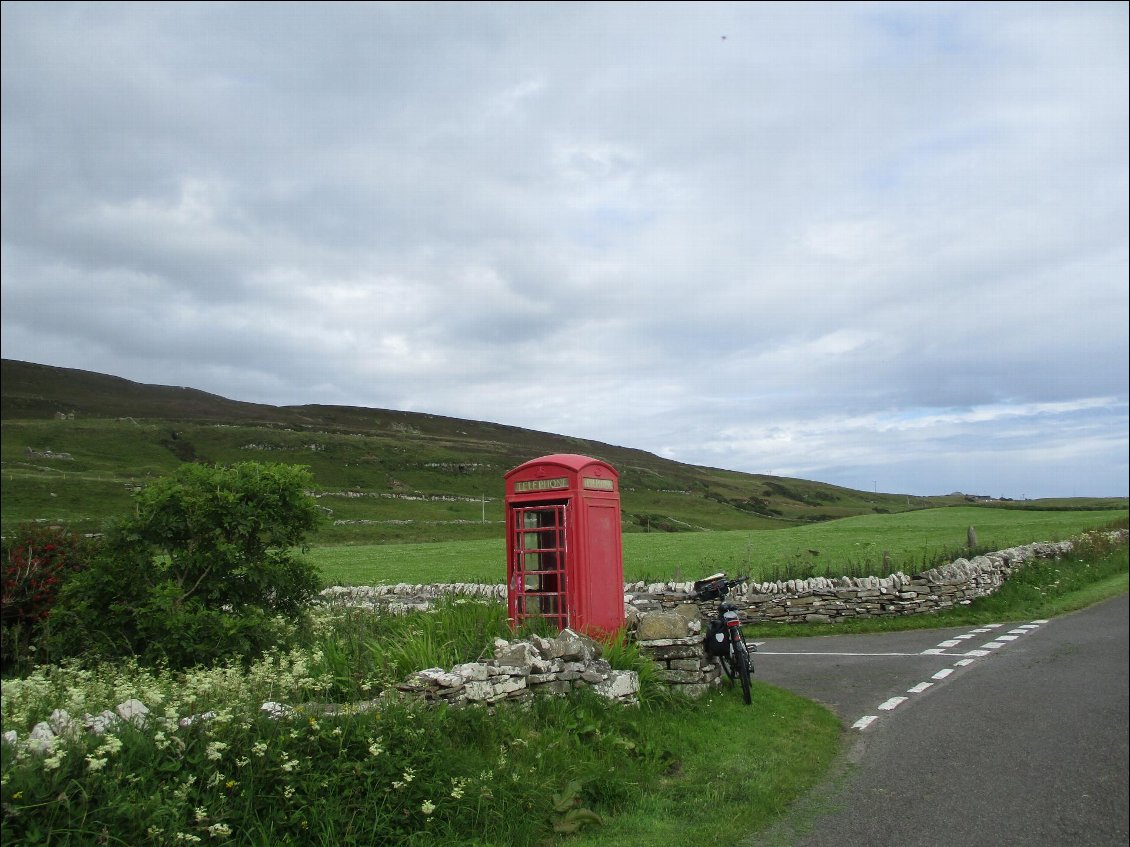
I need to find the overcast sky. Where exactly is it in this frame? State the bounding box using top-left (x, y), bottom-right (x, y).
top-left (2, 2), bottom-right (1127, 499)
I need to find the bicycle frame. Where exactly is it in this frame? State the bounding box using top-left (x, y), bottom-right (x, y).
top-left (695, 574), bottom-right (754, 705)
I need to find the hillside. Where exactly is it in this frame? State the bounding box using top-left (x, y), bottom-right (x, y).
top-left (4, 359), bottom-right (1122, 544)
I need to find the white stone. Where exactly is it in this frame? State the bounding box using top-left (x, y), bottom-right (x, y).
top-left (492, 677), bottom-right (527, 696)
top-left (49, 708), bottom-right (81, 737)
top-left (463, 680), bottom-right (495, 702)
top-left (451, 662), bottom-right (490, 682)
top-left (180, 710), bottom-right (218, 727)
top-left (28, 722), bottom-right (57, 754)
top-left (116, 699), bottom-right (150, 726)
top-left (495, 641), bottom-right (538, 668)
top-left (416, 667), bottom-right (463, 687)
top-left (594, 671), bottom-right (640, 700)
top-left (260, 702), bottom-right (293, 720)
top-left (86, 710), bottom-right (120, 735)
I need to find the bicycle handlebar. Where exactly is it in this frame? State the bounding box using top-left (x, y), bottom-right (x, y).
top-left (692, 573), bottom-right (748, 601)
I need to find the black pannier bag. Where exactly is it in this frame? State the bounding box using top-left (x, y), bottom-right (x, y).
top-left (703, 619), bottom-right (729, 657)
top-left (693, 573), bottom-right (727, 601)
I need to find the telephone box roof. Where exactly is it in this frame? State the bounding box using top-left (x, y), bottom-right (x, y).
top-left (504, 454), bottom-right (619, 479)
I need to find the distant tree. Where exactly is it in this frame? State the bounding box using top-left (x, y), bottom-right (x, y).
top-left (48, 462), bottom-right (324, 668)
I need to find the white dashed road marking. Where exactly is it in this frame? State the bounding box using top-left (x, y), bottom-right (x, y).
top-left (849, 620), bottom-right (1045, 731)
top-left (878, 697), bottom-right (908, 711)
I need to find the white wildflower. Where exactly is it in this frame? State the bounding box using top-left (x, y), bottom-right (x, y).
top-left (85, 756), bottom-right (108, 772)
top-left (205, 741), bottom-right (228, 761)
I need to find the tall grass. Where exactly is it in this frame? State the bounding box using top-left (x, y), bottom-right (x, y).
top-left (301, 598), bottom-right (513, 702)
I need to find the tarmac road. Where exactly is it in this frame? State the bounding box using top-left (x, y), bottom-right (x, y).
top-left (744, 593), bottom-right (1129, 847)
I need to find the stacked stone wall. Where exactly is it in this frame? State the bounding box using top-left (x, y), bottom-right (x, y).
top-left (319, 531), bottom-right (1125, 701)
top-left (624, 533), bottom-right (1124, 624)
top-left (631, 607), bottom-right (722, 697)
top-left (323, 532), bottom-right (1126, 626)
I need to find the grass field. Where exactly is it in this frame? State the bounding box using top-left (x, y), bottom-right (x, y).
top-left (310, 506), bottom-right (1129, 586)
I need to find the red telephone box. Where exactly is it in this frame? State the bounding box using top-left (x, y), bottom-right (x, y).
top-left (504, 454), bottom-right (624, 636)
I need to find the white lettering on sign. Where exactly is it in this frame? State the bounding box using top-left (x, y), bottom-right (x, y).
top-left (514, 477), bottom-right (569, 493)
top-left (582, 477), bottom-right (614, 491)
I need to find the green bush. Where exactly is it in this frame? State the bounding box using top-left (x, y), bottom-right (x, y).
top-left (45, 462), bottom-right (324, 668)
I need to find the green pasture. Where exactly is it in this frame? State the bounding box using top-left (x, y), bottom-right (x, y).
top-left (310, 506), bottom-right (1128, 586)
top-left (6, 415), bottom-right (1126, 546)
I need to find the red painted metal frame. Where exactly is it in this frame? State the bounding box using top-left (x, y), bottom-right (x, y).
top-left (508, 504), bottom-right (569, 630)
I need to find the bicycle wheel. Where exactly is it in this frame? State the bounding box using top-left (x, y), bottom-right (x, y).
top-left (733, 644), bottom-right (752, 706)
top-left (719, 654), bottom-right (736, 680)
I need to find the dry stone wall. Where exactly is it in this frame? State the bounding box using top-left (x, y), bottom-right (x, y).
top-left (322, 533), bottom-right (1126, 625)
top-left (631, 607), bottom-right (722, 697)
top-left (625, 533), bottom-right (1125, 624)
top-left (319, 532), bottom-right (1125, 701)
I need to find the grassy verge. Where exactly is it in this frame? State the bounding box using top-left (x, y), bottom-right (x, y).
top-left (562, 687), bottom-right (840, 847)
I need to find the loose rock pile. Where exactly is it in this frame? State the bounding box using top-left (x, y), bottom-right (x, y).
top-left (396, 628), bottom-right (640, 707)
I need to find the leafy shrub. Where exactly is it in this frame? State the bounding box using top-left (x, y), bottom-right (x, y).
top-left (1, 524), bottom-right (96, 673)
top-left (46, 462), bottom-right (324, 669)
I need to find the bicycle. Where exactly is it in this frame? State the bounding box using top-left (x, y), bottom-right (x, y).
top-left (694, 573), bottom-right (756, 705)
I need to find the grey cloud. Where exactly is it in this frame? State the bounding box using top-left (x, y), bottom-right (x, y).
top-left (2, 1), bottom-right (1126, 497)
